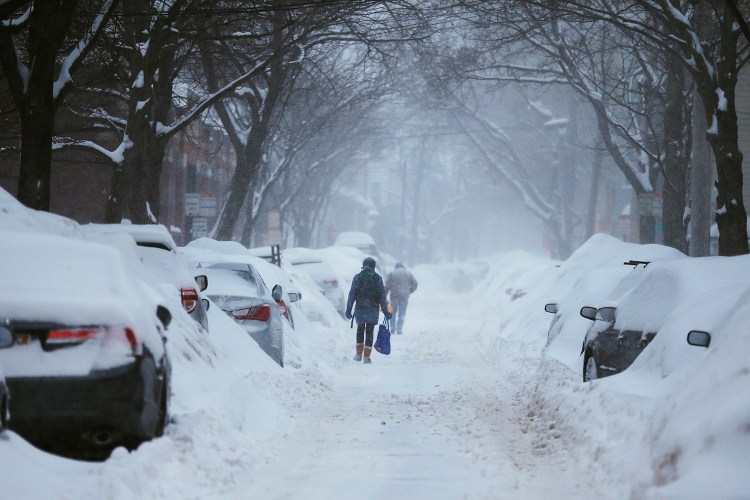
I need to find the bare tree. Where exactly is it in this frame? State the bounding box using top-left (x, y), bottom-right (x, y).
top-left (537, 0), bottom-right (750, 254)
top-left (0, 0), bottom-right (117, 210)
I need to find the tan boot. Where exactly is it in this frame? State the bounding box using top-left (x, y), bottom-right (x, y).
top-left (353, 343), bottom-right (363, 361)
top-left (363, 346), bottom-right (373, 364)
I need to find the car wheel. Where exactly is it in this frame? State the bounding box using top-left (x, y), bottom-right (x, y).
top-left (137, 353), bottom-right (161, 439)
top-left (155, 381), bottom-right (168, 437)
top-left (0, 395), bottom-right (7, 431)
top-left (584, 354), bottom-right (599, 382)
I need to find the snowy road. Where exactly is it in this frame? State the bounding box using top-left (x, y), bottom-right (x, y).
top-left (233, 282), bottom-right (589, 499)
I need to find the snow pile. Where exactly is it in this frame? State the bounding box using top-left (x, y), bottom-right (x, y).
top-left (476, 234), bottom-right (750, 497)
top-left (0, 189), bottom-right (343, 498)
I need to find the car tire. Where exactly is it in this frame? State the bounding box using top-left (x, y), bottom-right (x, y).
top-left (584, 354), bottom-right (599, 382)
top-left (137, 353), bottom-right (161, 439)
top-left (0, 395), bottom-right (7, 431)
top-left (155, 381), bottom-right (168, 437)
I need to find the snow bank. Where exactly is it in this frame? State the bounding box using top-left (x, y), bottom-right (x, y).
top-left (478, 233), bottom-right (750, 497)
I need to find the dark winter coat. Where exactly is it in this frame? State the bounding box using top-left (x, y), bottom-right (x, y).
top-left (385, 267), bottom-right (418, 300)
top-left (346, 267), bottom-right (388, 325)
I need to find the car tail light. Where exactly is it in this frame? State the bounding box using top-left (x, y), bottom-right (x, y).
top-left (277, 300), bottom-right (289, 319)
top-left (47, 328), bottom-right (103, 345)
top-left (182, 288), bottom-right (199, 314)
top-left (232, 304), bottom-right (271, 321)
top-left (47, 326), bottom-right (138, 354)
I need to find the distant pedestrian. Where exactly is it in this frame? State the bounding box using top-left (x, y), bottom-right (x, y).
top-left (385, 262), bottom-right (418, 335)
top-left (345, 257), bottom-right (391, 364)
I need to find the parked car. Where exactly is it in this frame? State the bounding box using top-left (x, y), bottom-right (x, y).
top-left (248, 254), bottom-right (302, 329)
top-left (0, 329), bottom-right (10, 432)
top-left (84, 224), bottom-right (209, 332)
top-left (199, 261), bottom-right (285, 366)
top-left (284, 247), bottom-right (345, 316)
top-left (0, 231), bottom-right (172, 456)
top-left (577, 255), bottom-right (750, 382)
top-left (334, 231), bottom-right (381, 262)
top-left (183, 241), bottom-right (301, 330)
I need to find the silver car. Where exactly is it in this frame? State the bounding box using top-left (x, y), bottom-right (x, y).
top-left (200, 262), bottom-right (285, 367)
top-left (284, 247), bottom-right (346, 316)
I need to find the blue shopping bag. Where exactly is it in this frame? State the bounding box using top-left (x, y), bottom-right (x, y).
top-left (374, 319), bottom-right (391, 355)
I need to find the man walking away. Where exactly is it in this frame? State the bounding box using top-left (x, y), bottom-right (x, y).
top-left (385, 262), bottom-right (418, 335)
top-left (345, 257), bottom-right (391, 364)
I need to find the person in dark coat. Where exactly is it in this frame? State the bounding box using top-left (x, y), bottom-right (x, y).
top-left (345, 257), bottom-right (391, 363)
top-left (385, 262), bottom-right (418, 335)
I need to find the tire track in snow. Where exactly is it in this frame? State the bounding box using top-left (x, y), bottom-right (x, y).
top-left (228, 273), bottom-right (596, 499)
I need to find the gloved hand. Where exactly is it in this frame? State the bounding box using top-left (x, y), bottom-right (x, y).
top-left (384, 311), bottom-right (392, 321)
top-left (345, 311), bottom-right (352, 320)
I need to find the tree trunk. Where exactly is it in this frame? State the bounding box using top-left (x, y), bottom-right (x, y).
top-left (700, 7), bottom-right (748, 256)
top-left (662, 52), bottom-right (689, 253)
top-left (690, 90), bottom-right (712, 256)
top-left (2, 0), bottom-right (78, 211)
top-left (17, 95), bottom-right (54, 210)
top-left (585, 144), bottom-right (603, 239)
top-left (214, 137), bottom-right (265, 240)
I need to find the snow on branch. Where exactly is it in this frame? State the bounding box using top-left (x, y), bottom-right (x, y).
top-left (156, 58), bottom-right (271, 140)
top-left (0, 4), bottom-right (30, 28)
top-left (52, 135), bottom-right (132, 165)
top-left (53, 0), bottom-right (117, 100)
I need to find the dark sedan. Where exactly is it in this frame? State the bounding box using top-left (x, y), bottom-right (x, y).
top-left (0, 231), bottom-right (173, 458)
top-left (579, 306), bottom-right (656, 381)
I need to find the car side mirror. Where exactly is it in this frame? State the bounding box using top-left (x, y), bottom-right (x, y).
top-left (272, 284), bottom-right (283, 302)
top-left (202, 298), bottom-right (210, 311)
top-left (687, 330), bottom-right (711, 348)
top-left (544, 303), bottom-right (558, 314)
top-left (156, 305), bottom-right (172, 329)
top-left (0, 327), bottom-right (13, 348)
top-left (195, 275), bottom-right (208, 292)
top-left (580, 306), bottom-right (597, 321)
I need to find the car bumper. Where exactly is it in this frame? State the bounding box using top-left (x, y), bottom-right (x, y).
top-left (6, 360), bottom-right (148, 440)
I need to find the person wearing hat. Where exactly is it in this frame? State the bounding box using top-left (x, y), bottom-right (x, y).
top-left (385, 262), bottom-right (418, 335)
top-left (345, 257), bottom-right (391, 363)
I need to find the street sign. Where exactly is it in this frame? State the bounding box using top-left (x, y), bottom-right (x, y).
top-left (638, 193), bottom-right (653, 216)
top-left (185, 193), bottom-right (200, 216)
top-left (199, 194), bottom-right (216, 217)
top-left (652, 195), bottom-right (663, 218)
top-left (191, 217), bottom-right (208, 238)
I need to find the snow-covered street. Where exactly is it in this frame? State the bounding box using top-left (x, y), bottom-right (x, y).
top-left (231, 266), bottom-right (594, 500)
top-left (2, 237), bottom-right (749, 499)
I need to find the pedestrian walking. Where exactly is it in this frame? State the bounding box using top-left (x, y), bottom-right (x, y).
top-left (345, 257), bottom-right (391, 364)
top-left (385, 262), bottom-right (418, 335)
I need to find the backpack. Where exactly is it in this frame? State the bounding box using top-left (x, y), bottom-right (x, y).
top-left (355, 270), bottom-right (381, 308)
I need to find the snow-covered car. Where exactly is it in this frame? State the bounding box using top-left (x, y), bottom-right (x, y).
top-left (284, 247), bottom-right (345, 316)
top-left (333, 231), bottom-right (381, 261)
top-left (0, 231), bottom-right (172, 456)
top-left (183, 239), bottom-right (301, 329)
top-left (0, 329), bottom-right (10, 432)
top-left (248, 255), bottom-right (302, 329)
top-left (199, 261), bottom-right (285, 366)
top-left (578, 255), bottom-right (750, 382)
top-left (84, 223), bottom-right (210, 332)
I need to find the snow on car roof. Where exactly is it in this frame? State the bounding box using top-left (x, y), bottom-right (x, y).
top-left (0, 230), bottom-right (148, 327)
top-left (333, 231), bottom-right (376, 246)
top-left (0, 187), bottom-right (83, 237)
top-left (607, 254), bottom-right (750, 333)
top-left (84, 223), bottom-right (177, 251)
top-left (283, 247), bottom-right (324, 265)
top-left (187, 237), bottom-right (247, 254)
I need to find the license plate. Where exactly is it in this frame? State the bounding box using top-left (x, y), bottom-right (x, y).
top-left (16, 333), bottom-right (32, 346)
